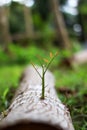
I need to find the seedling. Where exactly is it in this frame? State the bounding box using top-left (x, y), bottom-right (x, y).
top-left (31, 52), bottom-right (58, 99)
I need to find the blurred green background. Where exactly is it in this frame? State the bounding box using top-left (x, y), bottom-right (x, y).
top-left (0, 0), bottom-right (87, 130)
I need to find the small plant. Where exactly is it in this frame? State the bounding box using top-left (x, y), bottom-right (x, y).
top-left (31, 52), bottom-right (58, 99)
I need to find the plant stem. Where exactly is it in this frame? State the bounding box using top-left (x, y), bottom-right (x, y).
top-left (31, 62), bottom-right (42, 78)
top-left (41, 66), bottom-right (45, 99)
top-left (44, 54), bottom-right (56, 74)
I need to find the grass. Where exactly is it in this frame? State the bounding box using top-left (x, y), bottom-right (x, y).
top-left (0, 65), bottom-right (23, 94)
top-left (54, 65), bottom-right (87, 130)
top-left (0, 44), bottom-right (87, 130)
top-left (0, 65), bottom-right (24, 111)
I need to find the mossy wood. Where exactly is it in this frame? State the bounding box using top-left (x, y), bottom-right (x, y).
top-left (0, 66), bottom-right (74, 130)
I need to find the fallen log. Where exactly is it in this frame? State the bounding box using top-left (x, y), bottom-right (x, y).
top-left (0, 66), bottom-right (74, 130)
top-left (73, 49), bottom-right (87, 65)
top-left (59, 50), bottom-right (87, 69)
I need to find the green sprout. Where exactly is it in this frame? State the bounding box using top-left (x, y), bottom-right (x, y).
top-left (31, 52), bottom-right (58, 100)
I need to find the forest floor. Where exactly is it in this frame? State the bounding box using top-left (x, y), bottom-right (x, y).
top-left (0, 44), bottom-right (87, 130)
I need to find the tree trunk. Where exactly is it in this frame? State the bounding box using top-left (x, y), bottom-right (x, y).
top-left (0, 6), bottom-right (11, 52)
top-left (0, 66), bottom-right (74, 130)
top-left (23, 5), bottom-right (34, 38)
top-left (50, 0), bottom-right (71, 49)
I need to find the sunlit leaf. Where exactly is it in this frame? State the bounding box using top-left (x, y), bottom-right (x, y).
top-left (43, 58), bottom-right (49, 63)
top-left (50, 52), bottom-right (53, 58)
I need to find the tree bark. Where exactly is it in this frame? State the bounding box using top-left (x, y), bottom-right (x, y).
top-left (50, 0), bottom-right (71, 49)
top-left (0, 66), bottom-right (74, 130)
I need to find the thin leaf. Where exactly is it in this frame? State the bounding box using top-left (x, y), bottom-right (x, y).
top-left (50, 52), bottom-right (53, 58)
top-left (43, 58), bottom-right (49, 63)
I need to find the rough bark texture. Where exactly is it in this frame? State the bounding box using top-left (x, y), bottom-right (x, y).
top-left (0, 66), bottom-right (74, 130)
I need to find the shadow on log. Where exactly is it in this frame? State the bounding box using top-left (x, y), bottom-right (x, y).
top-left (0, 66), bottom-right (74, 130)
top-left (0, 121), bottom-right (63, 130)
